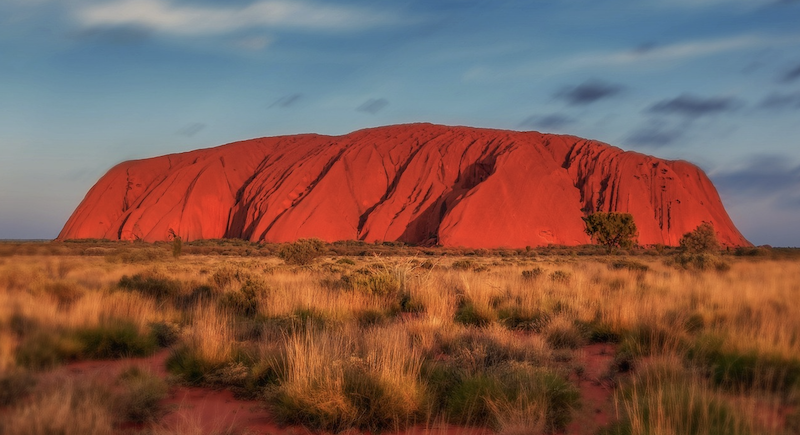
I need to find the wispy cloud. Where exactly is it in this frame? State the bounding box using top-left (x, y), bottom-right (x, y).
top-left (647, 94), bottom-right (742, 117)
top-left (781, 63), bottom-right (800, 82)
top-left (463, 33), bottom-right (800, 82)
top-left (654, 0), bottom-right (799, 10)
top-left (270, 93), bottom-right (303, 108)
top-left (626, 120), bottom-right (686, 147)
top-left (554, 80), bottom-right (624, 105)
top-left (519, 113), bottom-right (575, 130)
top-left (712, 155), bottom-right (800, 199)
top-left (76, 0), bottom-right (403, 35)
top-left (357, 98), bottom-right (389, 114)
top-left (759, 91), bottom-right (800, 109)
top-left (568, 34), bottom-right (798, 68)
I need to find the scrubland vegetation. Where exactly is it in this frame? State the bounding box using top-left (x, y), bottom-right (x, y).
top-left (0, 239), bottom-right (798, 434)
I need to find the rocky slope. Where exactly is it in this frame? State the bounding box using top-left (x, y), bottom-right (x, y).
top-left (58, 123), bottom-right (749, 248)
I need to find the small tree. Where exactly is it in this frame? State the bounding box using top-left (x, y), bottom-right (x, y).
top-left (278, 238), bottom-right (326, 265)
top-left (582, 212), bottom-right (638, 252)
top-left (679, 222), bottom-right (719, 253)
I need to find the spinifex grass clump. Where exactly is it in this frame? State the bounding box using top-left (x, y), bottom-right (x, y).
top-left (602, 358), bottom-right (754, 435)
top-left (0, 378), bottom-right (116, 435)
top-left (114, 366), bottom-right (169, 423)
top-left (687, 333), bottom-right (800, 395)
top-left (75, 319), bottom-right (159, 359)
top-left (167, 305), bottom-right (234, 385)
top-left (118, 270), bottom-right (182, 301)
top-left (270, 325), bottom-right (425, 432)
top-left (15, 319), bottom-right (159, 369)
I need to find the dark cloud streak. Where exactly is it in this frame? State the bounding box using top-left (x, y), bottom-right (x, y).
top-left (759, 91), bottom-right (800, 109)
top-left (554, 80), bottom-right (624, 106)
top-left (780, 63), bottom-right (800, 83)
top-left (357, 98), bottom-right (389, 114)
top-left (647, 94), bottom-right (741, 117)
top-left (519, 113), bottom-right (575, 130)
top-left (270, 94), bottom-right (303, 108)
top-left (626, 121), bottom-right (685, 148)
top-left (177, 122), bottom-right (206, 137)
top-left (713, 155), bottom-right (800, 199)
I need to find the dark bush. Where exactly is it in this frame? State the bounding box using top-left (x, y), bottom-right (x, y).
top-left (149, 321), bottom-right (180, 347)
top-left (218, 278), bottom-right (265, 318)
top-left (16, 330), bottom-right (82, 369)
top-left (497, 307), bottom-right (550, 332)
top-left (118, 271), bottom-right (181, 301)
top-left (549, 270), bottom-right (572, 284)
top-left (0, 369), bottom-right (35, 406)
top-left (521, 267), bottom-right (544, 280)
top-left (454, 300), bottom-right (493, 326)
top-left (609, 260), bottom-right (649, 273)
top-left (278, 239), bottom-right (326, 265)
top-left (115, 366), bottom-right (168, 422)
top-left (76, 321), bottom-right (158, 359)
top-left (679, 222), bottom-right (720, 254)
top-left (451, 259), bottom-right (475, 270)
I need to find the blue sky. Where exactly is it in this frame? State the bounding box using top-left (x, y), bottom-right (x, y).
top-left (1, 0), bottom-right (799, 246)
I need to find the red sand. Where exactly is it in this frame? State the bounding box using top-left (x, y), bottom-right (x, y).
top-left (58, 123), bottom-right (749, 248)
top-left (558, 344), bottom-right (617, 435)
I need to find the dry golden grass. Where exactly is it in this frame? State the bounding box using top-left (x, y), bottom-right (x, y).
top-left (0, 245), bottom-right (798, 434)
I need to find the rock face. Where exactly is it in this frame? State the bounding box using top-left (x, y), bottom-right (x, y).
top-left (58, 123), bottom-right (749, 248)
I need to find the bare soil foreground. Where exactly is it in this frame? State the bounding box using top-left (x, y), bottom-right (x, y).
top-left (1, 241), bottom-right (799, 434)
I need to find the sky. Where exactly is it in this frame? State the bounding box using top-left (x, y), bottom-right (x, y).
top-left (1, 0), bottom-right (799, 246)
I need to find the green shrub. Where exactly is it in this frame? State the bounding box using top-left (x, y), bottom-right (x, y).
top-left (609, 260), bottom-right (649, 273)
top-left (210, 265), bottom-right (253, 289)
top-left (441, 364), bottom-right (579, 431)
top-left (687, 335), bottom-right (800, 394)
top-left (0, 379), bottom-right (115, 435)
top-left (583, 212), bottom-right (638, 251)
top-left (218, 278), bottom-right (265, 318)
top-left (549, 270), bottom-right (572, 284)
top-left (118, 271), bottom-right (181, 300)
top-left (602, 363), bottom-right (752, 435)
top-left (451, 259), bottom-right (475, 270)
top-left (278, 238), bottom-right (326, 265)
top-left (446, 372), bottom-right (504, 424)
top-left (339, 268), bottom-right (401, 296)
top-left (43, 281), bottom-right (84, 307)
top-left (0, 369), bottom-right (35, 406)
top-left (149, 321), bottom-right (180, 347)
top-left (673, 252), bottom-right (730, 271)
top-left (76, 321), bottom-right (158, 359)
top-left (271, 362), bottom-right (424, 432)
top-left (176, 284), bottom-right (219, 308)
top-left (16, 330), bottom-right (82, 370)
top-left (166, 345), bottom-right (221, 385)
top-left (497, 307), bottom-right (550, 332)
top-left (521, 267), bottom-right (544, 280)
top-left (438, 329), bottom-right (546, 372)
top-left (397, 291), bottom-right (425, 313)
top-left (454, 300), bottom-right (494, 326)
top-left (575, 319), bottom-right (620, 343)
top-left (356, 309), bottom-right (389, 327)
top-left (115, 366), bottom-right (168, 422)
top-left (680, 222), bottom-right (720, 254)
top-left (545, 322), bottom-right (584, 349)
